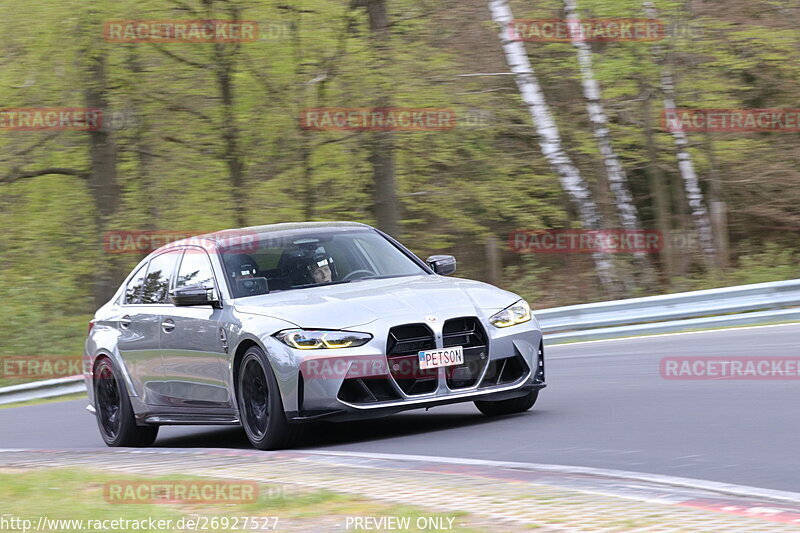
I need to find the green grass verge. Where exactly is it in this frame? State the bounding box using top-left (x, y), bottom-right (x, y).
top-left (0, 468), bottom-right (487, 532)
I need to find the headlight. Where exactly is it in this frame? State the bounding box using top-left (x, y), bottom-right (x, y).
top-left (275, 329), bottom-right (372, 350)
top-left (489, 300), bottom-right (532, 328)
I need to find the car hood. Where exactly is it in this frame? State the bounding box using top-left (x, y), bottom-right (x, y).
top-left (233, 274), bottom-right (520, 329)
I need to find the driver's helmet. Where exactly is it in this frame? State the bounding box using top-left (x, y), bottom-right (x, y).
top-left (224, 253), bottom-right (258, 281)
top-left (288, 241), bottom-right (337, 284)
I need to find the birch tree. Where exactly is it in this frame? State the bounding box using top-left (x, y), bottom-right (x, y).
top-left (489, 0), bottom-right (619, 294)
top-left (563, 0), bottom-right (641, 232)
top-left (644, 1), bottom-right (716, 263)
top-left (564, 0), bottom-right (655, 287)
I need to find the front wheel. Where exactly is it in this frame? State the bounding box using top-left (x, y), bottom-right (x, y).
top-left (474, 390), bottom-right (539, 416)
top-left (94, 358), bottom-right (159, 447)
top-left (237, 347), bottom-right (297, 450)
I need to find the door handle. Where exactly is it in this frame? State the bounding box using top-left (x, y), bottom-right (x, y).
top-left (161, 318), bottom-right (176, 333)
top-left (120, 315), bottom-right (132, 329)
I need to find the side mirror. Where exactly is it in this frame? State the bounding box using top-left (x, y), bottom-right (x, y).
top-left (426, 255), bottom-right (457, 276)
top-left (170, 285), bottom-right (219, 307)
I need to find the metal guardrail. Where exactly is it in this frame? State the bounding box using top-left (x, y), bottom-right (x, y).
top-left (538, 279), bottom-right (800, 343)
top-left (0, 375), bottom-right (85, 406)
top-left (1, 280), bottom-right (799, 405)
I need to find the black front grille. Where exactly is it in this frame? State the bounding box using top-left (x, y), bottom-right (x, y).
top-left (386, 323), bottom-right (437, 395)
top-left (443, 317), bottom-right (488, 389)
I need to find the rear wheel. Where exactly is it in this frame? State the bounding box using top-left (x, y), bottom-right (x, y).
top-left (474, 390), bottom-right (538, 416)
top-left (94, 358), bottom-right (158, 447)
top-left (237, 347), bottom-right (297, 450)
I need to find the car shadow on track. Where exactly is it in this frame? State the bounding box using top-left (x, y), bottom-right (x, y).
top-left (153, 410), bottom-right (531, 450)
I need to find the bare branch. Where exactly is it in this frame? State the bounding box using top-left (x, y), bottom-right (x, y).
top-left (456, 72), bottom-right (515, 77)
top-left (166, 0), bottom-right (200, 16)
top-left (148, 92), bottom-right (214, 123)
top-left (2, 167), bottom-right (86, 184)
top-left (13, 133), bottom-right (59, 157)
top-left (149, 43), bottom-right (208, 69)
top-left (242, 52), bottom-right (276, 94)
top-left (389, 11), bottom-right (436, 27)
top-left (315, 132), bottom-right (360, 147)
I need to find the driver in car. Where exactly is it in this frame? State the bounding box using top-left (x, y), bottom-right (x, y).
top-left (291, 244), bottom-right (336, 285)
top-left (310, 257), bottom-right (333, 284)
top-left (225, 254), bottom-right (259, 281)
top-left (224, 254), bottom-right (264, 296)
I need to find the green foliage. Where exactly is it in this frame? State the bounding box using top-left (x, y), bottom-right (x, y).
top-left (0, 0), bottom-right (798, 356)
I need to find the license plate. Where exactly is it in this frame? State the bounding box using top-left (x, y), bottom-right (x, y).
top-left (418, 346), bottom-right (464, 370)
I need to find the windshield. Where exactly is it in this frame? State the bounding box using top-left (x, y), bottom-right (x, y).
top-left (219, 229), bottom-right (426, 298)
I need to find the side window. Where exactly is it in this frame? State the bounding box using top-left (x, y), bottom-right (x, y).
top-left (141, 250), bottom-right (182, 304)
top-left (125, 264), bottom-right (147, 304)
top-left (176, 249), bottom-right (215, 289)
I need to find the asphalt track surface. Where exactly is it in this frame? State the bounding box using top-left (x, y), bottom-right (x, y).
top-left (1, 324), bottom-right (798, 492)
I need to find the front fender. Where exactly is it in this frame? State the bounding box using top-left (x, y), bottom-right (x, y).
top-left (227, 310), bottom-right (302, 413)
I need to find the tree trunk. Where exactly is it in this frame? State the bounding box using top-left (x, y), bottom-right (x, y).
top-left (127, 47), bottom-right (159, 230)
top-left (84, 46), bottom-right (122, 307)
top-left (645, 2), bottom-right (716, 265)
top-left (212, 2), bottom-right (246, 227)
top-left (289, 8), bottom-right (315, 221)
top-left (358, 0), bottom-right (400, 237)
top-left (564, 0), bottom-right (641, 231)
top-left (217, 66), bottom-right (246, 227)
top-left (214, 54), bottom-right (247, 227)
top-left (564, 0), bottom-right (656, 291)
top-left (488, 0), bottom-right (620, 295)
top-left (638, 73), bottom-right (672, 286)
top-left (705, 131), bottom-right (729, 268)
top-left (485, 235), bottom-right (501, 285)
top-left (369, 130), bottom-right (399, 236)
top-left (659, 72), bottom-right (715, 263)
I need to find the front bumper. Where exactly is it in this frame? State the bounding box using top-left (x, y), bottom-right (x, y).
top-left (286, 381), bottom-right (546, 423)
top-left (273, 318), bottom-right (545, 423)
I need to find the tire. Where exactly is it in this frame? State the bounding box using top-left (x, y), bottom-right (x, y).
top-left (237, 346), bottom-right (298, 450)
top-left (474, 390), bottom-right (539, 417)
top-left (94, 358), bottom-right (159, 447)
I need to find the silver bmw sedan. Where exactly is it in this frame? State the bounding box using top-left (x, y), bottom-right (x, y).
top-left (85, 222), bottom-right (546, 449)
